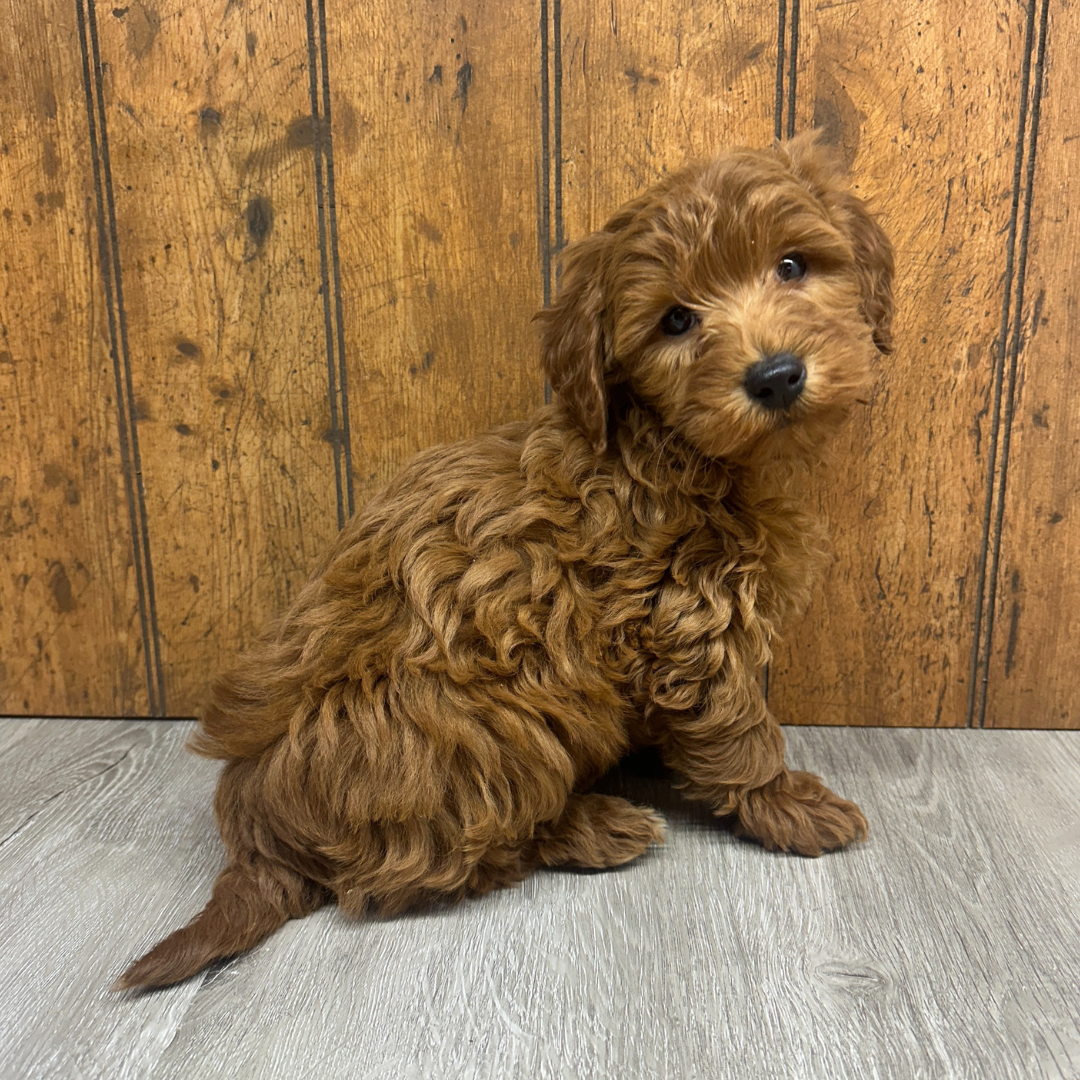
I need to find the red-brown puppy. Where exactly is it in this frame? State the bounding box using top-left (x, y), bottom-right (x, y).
top-left (118, 133), bottom-right (892, 990)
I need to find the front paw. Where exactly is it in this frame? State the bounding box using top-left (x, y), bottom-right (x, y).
top-left (733, 769), bottom-right (868, 857)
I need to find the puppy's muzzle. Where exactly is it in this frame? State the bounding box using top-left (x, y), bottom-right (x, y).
top-left (744, 353), bottom-right (806, 410)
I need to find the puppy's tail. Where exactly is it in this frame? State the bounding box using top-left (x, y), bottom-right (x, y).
top-left (114, 859), bottom-right (324, 991)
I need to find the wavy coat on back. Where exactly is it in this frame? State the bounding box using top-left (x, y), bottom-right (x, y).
top-left (117, 134), bottom-right (893, 991)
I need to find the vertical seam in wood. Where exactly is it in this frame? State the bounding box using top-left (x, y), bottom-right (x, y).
top-left (305, 0), bottom-right (347, 530)
top-left (76, 0), bottom-right (166, 716)
top-left (773, 0), bottom-right (787, 141)
top-left (975, 0), bottom-right (1050, 729)
top-left (553, 0), bottom-right (564, 274)
top-left (539, 0), bottom-right (553, 403)
top-left (785, 0), bottom-right (800, 139)
top-left (317, 0), bottom-right (355, 520)
top-left (968, 0), bottom-right (1043, 728)
top-left (767, 0), bottom-right (801, 704)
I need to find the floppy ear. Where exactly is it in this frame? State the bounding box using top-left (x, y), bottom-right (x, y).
top-left (781, 132), bottom-right (896, 355)
top-left (828, 192), bottom-right (895, 354)
top-left (536, 230), bottom-right (613, 453)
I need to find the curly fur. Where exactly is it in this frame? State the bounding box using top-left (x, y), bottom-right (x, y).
top-left (117, 133), bottom-right (893, 991)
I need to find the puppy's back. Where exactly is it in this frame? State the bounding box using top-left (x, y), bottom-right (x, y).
top-left (191, 419), bottom-right (537, 762)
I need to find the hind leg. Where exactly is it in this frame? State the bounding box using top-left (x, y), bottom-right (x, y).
top-left (333, 794), bottom-right (667, 908)
top-left (465, 794), bottom-right (665, 897)
top-left (533, 793), bottom-right (666, 869)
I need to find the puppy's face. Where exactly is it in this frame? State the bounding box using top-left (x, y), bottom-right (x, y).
top-left (539, 135), bottom-right (894, 465)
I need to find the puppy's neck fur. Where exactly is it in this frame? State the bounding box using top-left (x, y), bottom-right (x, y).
top-left (534, 398), bottom-right (829, 636)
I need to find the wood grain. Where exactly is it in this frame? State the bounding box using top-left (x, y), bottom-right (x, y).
top-left (2, 720), bottom-right (1079, 1078)
top-left (326, 0), bottom-right (546, 512)
top-left (89, 0), bottom-right (343, 715)
top-left (768, 3), bottom-right (1029, 727)
top-left (0, 0), bottom-right (148, 715)
top-left (1, 1), bottom-right (1077, 726)
top-left (0, 720), bottom-right (219, 1079)
top-left (557, 0), bottom-right (780, 247)
top-left (985, 2), bottom-right (1080, 728)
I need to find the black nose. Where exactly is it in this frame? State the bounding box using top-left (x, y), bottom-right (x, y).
top-left (744, 353), bottom-right (806, 409)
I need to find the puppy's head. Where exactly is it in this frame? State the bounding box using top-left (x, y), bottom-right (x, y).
top-left (537, 134), bottom-right (894, 463)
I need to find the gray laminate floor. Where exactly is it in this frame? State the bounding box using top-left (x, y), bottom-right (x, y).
top-left (1, 720), bottom-right (1078, 1080)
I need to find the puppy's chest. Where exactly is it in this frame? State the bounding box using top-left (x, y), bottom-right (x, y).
top-left (600, 495), bottom-right (815, 669)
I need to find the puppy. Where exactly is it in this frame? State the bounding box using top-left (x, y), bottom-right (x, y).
top-left (118, 133), bottom-right (892, 990)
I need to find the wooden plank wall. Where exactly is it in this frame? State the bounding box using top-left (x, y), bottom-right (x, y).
top-left (0, 0), bottom-right (1075, 727)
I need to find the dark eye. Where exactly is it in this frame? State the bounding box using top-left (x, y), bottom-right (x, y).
top-left (661, 306), bottom-right (697, 336)
top-left (777, 253), bottom-right (807, 282)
